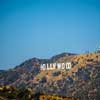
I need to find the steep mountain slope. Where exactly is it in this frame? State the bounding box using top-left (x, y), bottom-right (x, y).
top-left (0, 52), bottom-right (100, 100)
top-left (0, 53), bottom-right (75, 86)
top-left (32, 53), bottom-right (100, 100)
top-left (0, 58), bottom-right (42, 87)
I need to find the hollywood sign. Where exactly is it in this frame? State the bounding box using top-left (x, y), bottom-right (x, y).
top-left (40, 62), bottom-right (72, 70)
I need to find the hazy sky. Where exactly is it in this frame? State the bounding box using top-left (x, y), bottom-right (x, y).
top-left (0, 0), bottom-right (100, 69)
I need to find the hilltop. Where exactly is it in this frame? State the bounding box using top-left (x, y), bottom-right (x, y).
top-left (0, 52), bottom-right (100, 100)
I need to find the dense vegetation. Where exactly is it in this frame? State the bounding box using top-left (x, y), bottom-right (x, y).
top-left (0, 53), bottom-right (100, 100)
top-left (0, 86), bottom-right (78, 100)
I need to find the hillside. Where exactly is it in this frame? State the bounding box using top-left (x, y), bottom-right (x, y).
top-left (0, 52), bottom-right (100, 100)
top-left (0, 52), bottom-right (75, 87)
top-left (0, 86), bottom-right (79, 100)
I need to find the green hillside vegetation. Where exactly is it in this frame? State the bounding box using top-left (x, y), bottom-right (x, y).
top-left (0, 86), bottom-right (79, 100)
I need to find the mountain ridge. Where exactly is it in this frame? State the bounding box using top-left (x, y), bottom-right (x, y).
top-left (0, 52), bottom-right (100, 100)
